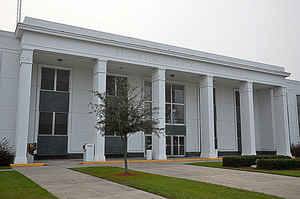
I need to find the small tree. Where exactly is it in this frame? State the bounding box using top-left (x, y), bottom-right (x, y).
top-left (90, 78), bottom-right (161, 174)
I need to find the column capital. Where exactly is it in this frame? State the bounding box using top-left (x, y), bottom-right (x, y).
top-left (239, 81), bottom-right (253, 93)
top-left (20, 48), bottom-right (34, 65)
top-left (94, 59), bottom-right (107, 74)
top-left (152, 68), bottom-right (166, 82)
top-left (273, 86), bottom-right (287, 97)
top-left (200, 75), bottom-right (214, 88)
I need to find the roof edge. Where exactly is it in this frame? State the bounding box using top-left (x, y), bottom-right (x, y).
top-left (16, 17), bottom-right (290, 77)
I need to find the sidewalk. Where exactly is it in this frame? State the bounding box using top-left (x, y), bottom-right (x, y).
top-left (16, 166), bottom-right (164, 199)
top-left (128, 163), bottom-right (300, 199)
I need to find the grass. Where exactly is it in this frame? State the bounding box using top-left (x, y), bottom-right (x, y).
top-left (72, 166), bottom-right (282, 199)
top-left (189, 161), bottom-right (300, 177)
top-left (0, 166), bottom-right (11, 170)
top-left (0, 170), bottom-right (58, 199)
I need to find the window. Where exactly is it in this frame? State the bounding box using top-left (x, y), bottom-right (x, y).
top-left (106, 75), bottom-right (127, 96)
top-left (39, 67), bottom-right (70, 136)
top-left (297, 95), bottom-right (300, 136)
top-left (105, 75), bottom-right (128, 136)
top-left (143, 81), bottom-right (152, 133)
top-left (165, 83), bottom-right (185, 124)
top-left (41, 68), bottom-right (70, 91)
top-left (213, 88), bottom-right (217, 149)
top-left (235, 90), bottom-right (242, 153)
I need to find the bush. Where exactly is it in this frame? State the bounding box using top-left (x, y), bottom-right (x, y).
top-left (222, 155), bottom-right (291, 167)
top-left (291, 143), bottom-right (300, 158)
top-left (0, 137), bottom-right (14, 166)
top-left (257, 159), bottom-right (300, 170)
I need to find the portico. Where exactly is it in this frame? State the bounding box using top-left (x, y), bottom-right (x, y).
top-left (0, 17), bottom-right (297, 164)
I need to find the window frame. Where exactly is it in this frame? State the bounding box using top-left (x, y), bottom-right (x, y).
top-left (106, 73), bottom-right (128, 97)
top-left (36, 65), bottom-right (72, 138)
top-left (297, 95), bottom-right (300, 137)
top-left (165, 82), bottom-right (185, 125)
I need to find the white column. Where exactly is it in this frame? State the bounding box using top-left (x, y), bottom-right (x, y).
top-left (239, 81), bottom-right (256, 155)
top-left (152, 68), bottom-right (167, 160)
top-left (273, 87), bottom-right (291, 156)
top-left (14, 49), bottom-right (34, 164)
top-left (200, 75), bottom-right (217, 158)
top-left (93, 59), bottom-right (107, 161)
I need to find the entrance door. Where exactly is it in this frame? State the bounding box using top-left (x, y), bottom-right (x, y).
top-left (37, 67), bottom-right (70, 156)
top-left (166, 135), bottom-right (185, 156)
top-left (144, 135), bottom-right (152, 156)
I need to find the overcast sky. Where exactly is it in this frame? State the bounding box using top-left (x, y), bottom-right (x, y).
top-left (1, 0), bottom-right (299, 80)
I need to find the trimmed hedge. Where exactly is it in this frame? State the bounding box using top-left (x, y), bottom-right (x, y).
top-left (222, 155), bottom-right (291, 167)
top-left (257, 159), bottom-right (300, 170)
top-left (0, 137), bottom-right (14, 166)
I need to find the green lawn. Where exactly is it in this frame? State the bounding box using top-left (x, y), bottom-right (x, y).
top-left (73, 166), bottom-right (282, 199)
top-left (0, 166), bottom-right (11, 170)
top-left (189, 161), bottom-right (300, 177)
top-left (0, 171), bottom-right (57, 199)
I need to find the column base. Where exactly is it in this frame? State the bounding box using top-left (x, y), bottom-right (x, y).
top-left (276, 151), bottom-right (292, 157)
top-left (14, 156), bottom-right (28, 164)
top-left (94, 155), bottom-right (106, 162)
top-left (241, 152), bottom-right (256, 156)
top-left (201, 151), bottom-right (218, 158)
top-left (153, 154), bottom-right (167, 160)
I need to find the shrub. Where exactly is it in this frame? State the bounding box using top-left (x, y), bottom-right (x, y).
top-left (291, 143), bottom-right (300, 158)
top-left (222, 155), bottom-right (291, 167)
top-left (0, 137), bottom-right (14, 166)
top-left (257, 159), bottom-right (300, 170)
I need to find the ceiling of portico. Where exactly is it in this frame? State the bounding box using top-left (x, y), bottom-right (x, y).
top-left (33, 50), bottom-right (95, 68)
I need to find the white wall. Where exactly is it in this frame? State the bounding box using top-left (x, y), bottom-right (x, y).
top-left (214, 85), bottom-right (237, 152)
top-left (287, 84), bottom-right (300, 145)
top-left (253, 89), bottom-right (275, 151)
top-left (185, 83), bottom-right (200, 153)
top-left (0, 31), bottom-right (20, 147)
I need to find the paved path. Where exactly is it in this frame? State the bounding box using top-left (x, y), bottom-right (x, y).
top-left (128, 163), bottom-right (300, 199)
top-left (16, 166), bottom-right (164, 199)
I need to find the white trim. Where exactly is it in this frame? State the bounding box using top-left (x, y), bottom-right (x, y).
top-left (16, 17), bottom-right (289, 77)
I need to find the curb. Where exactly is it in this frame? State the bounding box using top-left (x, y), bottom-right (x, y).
top-left (10, 163), bottom-right (46, 168)
top-left (81, 158), bottom-right (222, 165)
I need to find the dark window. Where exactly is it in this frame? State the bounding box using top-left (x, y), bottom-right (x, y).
top-left (166, 136), bottom-right (171, 155)
top-left (166, 104), bottom-right (172, 123)
top-left (106, 76), bottom-right (116, 96)
top-left (39, 67), bottom-right (70, 137)
top-left (56, 70), bottom-right (70, 91)
top-left (213, 88), bottom-right (217, 149)
top-left (165, 83), bottom-right (185, 124)
top-left (41, 68), bottom-right (55, 90)
top-left (39, 91), bottom-right (69, 113)
top-left (165, 83), bottom-right (172, 103)
top-left (38, 112), bottom-right (53, 135)
top-left (144, 81), bottom-right (152, 101)
top-left (54, 113), bottom-right (68, 135)
top-left (297, 95), bottom-right (300, 136)
top-left (172, 84), bottom-right (184, 104)
top-left (235, 90), bottom-right (242, 153)
top-left (172, 104), bottom-right (184, 124)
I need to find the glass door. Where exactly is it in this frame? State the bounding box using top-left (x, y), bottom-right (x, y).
top-left (166, 135), bottom-right (185, 156)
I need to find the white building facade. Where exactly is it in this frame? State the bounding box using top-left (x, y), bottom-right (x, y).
top-left (0, 17), bottom-right (300, 164)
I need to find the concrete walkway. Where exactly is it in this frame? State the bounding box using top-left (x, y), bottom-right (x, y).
top-left (128, 163), bottom-right (300, 199)
top-left (16, 165), bottom-right (164, 199)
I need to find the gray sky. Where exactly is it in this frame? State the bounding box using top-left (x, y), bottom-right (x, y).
top-left (1, 0), bottom-right (299, 80)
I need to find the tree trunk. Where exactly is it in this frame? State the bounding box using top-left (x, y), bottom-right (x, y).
top-left (123, 135), bottom-right (128, 174)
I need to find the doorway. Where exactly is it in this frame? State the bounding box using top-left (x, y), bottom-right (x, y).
top-left (166, 135), bottom-right (185, 156)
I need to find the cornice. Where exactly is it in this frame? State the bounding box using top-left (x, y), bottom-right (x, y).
top-left (15, 21), bottom-right (290, 77)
